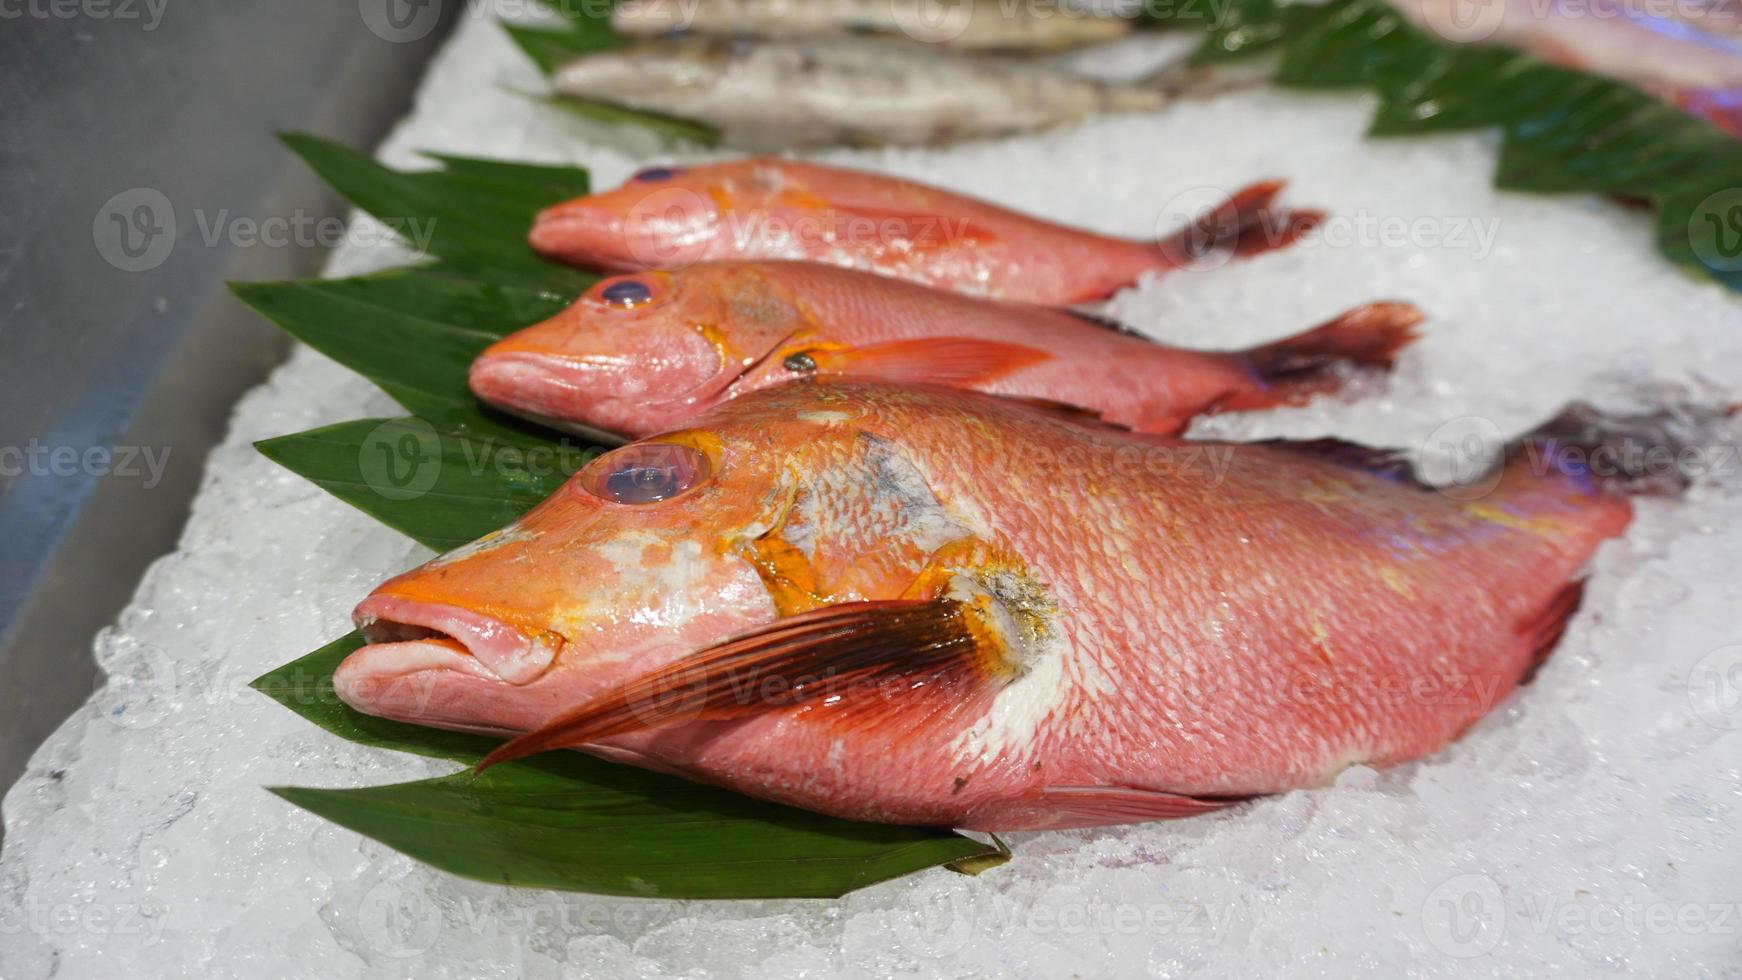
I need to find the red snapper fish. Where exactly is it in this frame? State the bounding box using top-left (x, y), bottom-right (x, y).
top-left (527, 158), bottom-right (1321, 305)
top-left (336, 381), bottom-right (1673, 831)
top-left (470, 259), bottom-right (1423, 439)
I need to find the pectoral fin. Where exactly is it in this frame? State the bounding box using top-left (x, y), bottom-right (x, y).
top-left (803, 338), bottom-right (1051, 387)
top-left (476, 599), bottom-right (1004, 772)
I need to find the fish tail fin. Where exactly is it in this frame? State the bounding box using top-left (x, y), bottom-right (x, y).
top-left (1486, 398), bottom-right (1735, 683)
top-left (1507, 398), bottom-right (1740, 497)
top-left (475, 599), bottom-right (1002, 773)
top-left (1156, 180), bottom-right (1324, 268)
top-left (1215, 301), bottom-right (1424, 412)
top-left (1270, 391), bottom-right (1734, 501)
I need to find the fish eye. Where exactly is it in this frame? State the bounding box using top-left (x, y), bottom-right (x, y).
top-left (588, 274), bottom-right (663, 310)
top-left (631, 166), bottom-right (684, 183)
top-left (583, 443), bottom-right (710, 504)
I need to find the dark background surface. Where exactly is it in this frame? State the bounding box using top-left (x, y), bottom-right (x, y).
top-left (0, 1), bottom-right (460, 808)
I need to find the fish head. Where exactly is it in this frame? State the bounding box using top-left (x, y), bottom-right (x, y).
top-left (340, 426), bottom-right (774, 738)
top-left (468, 264), bottom-right (810, 437)
top-left (337, 386), bottom-right (1011, 748)
top-left (529, 158), bottom-right (814, 268)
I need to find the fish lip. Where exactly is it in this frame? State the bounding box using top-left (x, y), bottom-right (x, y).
top-left (330, 639), bottom-right (532, 733)
top-left (351, 595), bottom-right (562, 686)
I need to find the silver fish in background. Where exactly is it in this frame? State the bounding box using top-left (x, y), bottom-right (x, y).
top-left (611, 0), bottom-right (1136, 51)
top-left (552, 35), bottom-right (1217, 148)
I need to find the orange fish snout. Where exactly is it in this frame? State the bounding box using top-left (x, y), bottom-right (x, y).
top-left (470, 274), bottom-right (730, 438)
top-left (531, 167), bottom-right (728, 271)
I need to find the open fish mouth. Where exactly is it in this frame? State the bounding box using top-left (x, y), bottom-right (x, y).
top-left (350, 595), bottom-right (563, 686)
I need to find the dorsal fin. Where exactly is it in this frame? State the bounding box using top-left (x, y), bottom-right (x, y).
top-left (1259, 438), bottom-right (1424, 487)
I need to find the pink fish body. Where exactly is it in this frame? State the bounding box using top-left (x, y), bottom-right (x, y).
top-left (337, 382), bottom-right (1641, 830)
top-left (470, 260), bottom-right (1422, 439)
top-left (527, 158), bottom-right (1318, 305)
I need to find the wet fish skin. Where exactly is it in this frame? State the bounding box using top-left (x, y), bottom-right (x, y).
top-left (469, 259), bottom-right (1422, 438)
top-left (550, 35), bottom-right (1182, 149)
top-left (338, 381), bottom-right (1642, 830)
top-left (611, 0), bottom-right (1136, 51)
top-left (529, 157), bottom-right (1317, 304)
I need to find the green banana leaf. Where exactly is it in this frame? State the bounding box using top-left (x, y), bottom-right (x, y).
top-left (255, 418), bottom-right (587, 552)
top-left (235, 140), bottom-right (603, 439)
top-left (231, 270), bottom-right (574, 440)
top-left (278, 133), bottom-right (598, 292)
